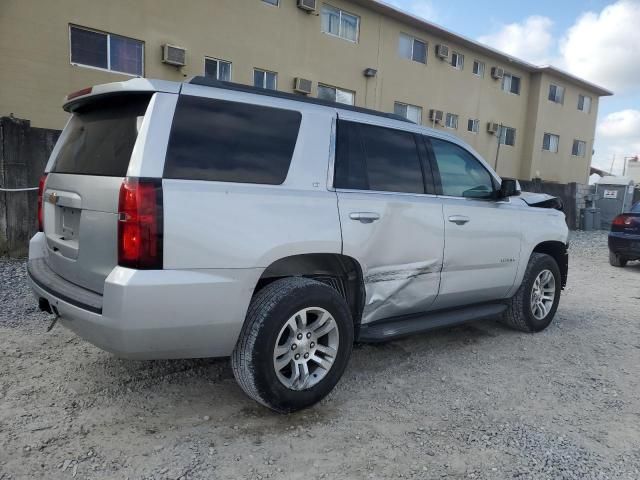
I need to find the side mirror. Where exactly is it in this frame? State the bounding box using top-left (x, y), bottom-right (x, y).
top-left (498, 178), bottom-right (521, 199)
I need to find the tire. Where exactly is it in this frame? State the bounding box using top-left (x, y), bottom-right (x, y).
top-left (231, 277), bottom-right (354, 413)
top-left (502, 253), bottom-right (562, 333)
top-left (609, 251), bottom-right (627, 267)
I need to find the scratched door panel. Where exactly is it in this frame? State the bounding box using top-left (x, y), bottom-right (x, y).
top-left (337, 191), bottom-right (445, 324)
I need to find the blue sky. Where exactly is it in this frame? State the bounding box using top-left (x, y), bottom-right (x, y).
top-left (387, 0), bottom-right (640, 175)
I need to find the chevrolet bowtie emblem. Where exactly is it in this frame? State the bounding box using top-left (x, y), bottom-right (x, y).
top-left (47, 192), bottom-right (59, 205)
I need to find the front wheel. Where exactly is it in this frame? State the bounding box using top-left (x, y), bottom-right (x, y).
top-left (231, 277), bottom-right (354, 413)
top-left (502, 253), bottom-right (562, 332)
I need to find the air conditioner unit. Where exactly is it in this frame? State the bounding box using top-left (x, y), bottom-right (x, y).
top-left (436, 44), bottom-right (449, 59)
top-left (293, 77), bottom-right (313, 95)
top-left (487, 122), bottom-right (500, 134)
top-left (491, 66), bottom-right (504, 79)
top-left (297, 0), bottom-right (317, 12)
top-left (162, 44), bottom-right (187, 67)
top-left (429, 109), bottom-right (444, 123)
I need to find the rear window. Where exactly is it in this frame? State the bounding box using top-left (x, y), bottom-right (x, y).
top-left (632, 202), bottom-right (640, 213)
top-left (164, 95), bottom-right (301, 184)
top-left (53, 94), bottom-right (151, 176)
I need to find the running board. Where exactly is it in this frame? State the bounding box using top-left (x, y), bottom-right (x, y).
top-left (357, 303), bottom-right (507, 343)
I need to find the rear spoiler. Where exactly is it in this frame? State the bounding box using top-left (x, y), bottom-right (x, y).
top-left (63, 78), bottom-right (181, 112)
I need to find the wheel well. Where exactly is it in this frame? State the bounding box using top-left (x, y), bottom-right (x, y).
top-left (532, 241), bottom-right (568, 289)
top-left (254, 254), bottom-right (365, 333)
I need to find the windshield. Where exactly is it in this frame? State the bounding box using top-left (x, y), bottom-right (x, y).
top-left (53, 94), bottom-right (151, 177)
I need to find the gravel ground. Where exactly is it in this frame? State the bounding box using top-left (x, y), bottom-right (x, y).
top-left (1, 230), bottom-right (639, 479)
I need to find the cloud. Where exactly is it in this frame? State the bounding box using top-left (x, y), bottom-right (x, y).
top-left (597, 109), bottom-right (640, 139)
top-left (593, 109), bottom-right (640, 174)
top-left (384, 0), bottom-right (439, 22)
top-left (560, 0), bottom-right (640, 93)
top-left (477, 16), bottom-right (555, 65)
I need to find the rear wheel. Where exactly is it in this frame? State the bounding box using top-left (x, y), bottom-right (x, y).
top-left (609, 251), bottom-right (627, 267)
top-left (231, 277), bottom-right (353, 413)
top-left (502, 253), bottom-right (561, 332)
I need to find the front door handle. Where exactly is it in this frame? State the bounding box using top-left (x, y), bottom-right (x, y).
top-left (349, 212), bottom-right (380, 223)
top-left (448, 215), bottom-right (470, 225)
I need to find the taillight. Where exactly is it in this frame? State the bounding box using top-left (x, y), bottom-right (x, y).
top-left (37, 174), bottom-right (47, 232)
top-left (117, 177), bottom-right (163, 269)
top-left (66, 86), bottom-right (92, 101)
top-left (612, 215), bottom-right (631, 228)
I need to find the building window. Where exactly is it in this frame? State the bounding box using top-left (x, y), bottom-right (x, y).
top-left (262, 0), bottom-right (279, 5)
top-left (572, 140), bottom-right (587, 157)
top-left (69, 25), bottom-right (144, 76)
top-left (542, 133), bottom-right (560, 153)
top-left (578, 94), bottom-right (592, 113)
top-left (467, 119), bottom-right (479, 133)
top-left (445, 113), bottom-right (458, 129)
top-left (321, 4), bottom-right (359, 43)
top-left (394, 102), bottom-right (422, 124)
top-left (501, 73), bottom-right (521, 95)
top-left (253, 69), bottom-right (277, 90)
top-left (204, 57), bottom-right (232, 81)
top-left (318, 84), bottom-right (355, 105)
top-left (398, 33), bottom-right (427, 64)
top-left (472, 60), bottom-right (484, 78)
top-left (548, 84), bottom-right (565, 104)
top-left (451, 51), bottom-right (464, 70)
top-left (499, 126), bottom-right (516, 146)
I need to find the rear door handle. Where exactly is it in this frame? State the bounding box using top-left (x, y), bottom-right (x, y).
top-left (448, 215), bottom-right (470, 225)
top-left (349, 212), bottom-right (380, 223)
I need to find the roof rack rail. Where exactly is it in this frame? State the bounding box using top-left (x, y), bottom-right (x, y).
top-left (187, 76), bottom-right (413, 123)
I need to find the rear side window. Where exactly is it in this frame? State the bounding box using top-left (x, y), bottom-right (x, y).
top-left (334, 120), bottom-right (424, 194)
top-left (53, 94), bottom-right (151, 176)
top-left (164, 95), bottom-right (301, 184)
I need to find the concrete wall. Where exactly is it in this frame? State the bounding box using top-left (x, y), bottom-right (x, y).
top-left (0, 0), bottom-right (606, 184)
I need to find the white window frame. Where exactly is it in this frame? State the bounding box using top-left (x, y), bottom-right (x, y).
top-left (394, 101), bottom-right (423, 124)
top-left (253, 68), bottom-right (277, 89)
top-left (68, 25), bottom-right (144, 77)
top-left (501, 73), bottom-right (521, 95)
top-left (578, 94), bottom-right (592, 113)
top-left (261, 0), bottom-right (279, 5)
top-left (542, 133), bottom-right (560, 153)
top-left (398, 33), bottom-right (427, 64)
top-left (467, 118), bottom-right (479, 133)
top-left (321, 4), bottom-right (360, 43)
top-left (472, 60), bottom-right (484, 78)
top-left (572, 139), bottom-right (587, 157)
top-left (548, 84), bottom-right (565, 104)
top-left (204, 57), bottom-right (232, 81)
top-left (499, 126), bottom-right (516, 146)
top-left (445, 113), bottom-right (459, 129)
top-left (451, 51), bottom-right (464, 70)
top-left (318, 83), bottom-right (355, 105)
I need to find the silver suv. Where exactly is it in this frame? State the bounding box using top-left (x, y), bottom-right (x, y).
top-left (28, 77), bottom-right (569, 413)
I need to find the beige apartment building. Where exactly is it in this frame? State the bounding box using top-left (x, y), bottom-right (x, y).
top-left (0, 0), bottom-right (611, 184)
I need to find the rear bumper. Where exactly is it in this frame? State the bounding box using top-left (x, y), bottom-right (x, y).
top-left (27, 233), bottom-right (262, 359)
top-left (608, 232), bottom-right (640, 259)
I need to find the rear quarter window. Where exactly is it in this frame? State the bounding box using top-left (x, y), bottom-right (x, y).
top-left (164, 95), bottom-right (301, 184)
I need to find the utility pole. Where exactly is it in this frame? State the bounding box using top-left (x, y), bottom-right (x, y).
top-left (494, 123), bottom-right (503, 172)
top-left (609, 153), bottom-right (616, 175)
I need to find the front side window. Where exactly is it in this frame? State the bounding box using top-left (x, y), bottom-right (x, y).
top-left (451, 51), bottom-right (464, 70)
top-left (164, 96), bottom-right (301, 185)
top-left (69, 25), bottom-right (143, 76)
top-left (394, 102), bottom-right (422, 124)
top-left (334, 121), bottom-right (425, 194)
top-left (204, 57), bottom-right (232, 81)
top-left (578, 94), bottom-right (592, 113)
top-left (398, 33), bottom-right (427, 64)
top-left (542, 133), bottom-right (560, 153)
top-left (318, 84), bottom-right (355, 105)
top-left (501, 73), bottom-right (521, 95)
top-left (430, 138), bottom-right (494, 199)
top-left (499, 126), bottom-right (516, 146)
top-left (548, 84), bottom-right (565, 104)
top-left (467, 119), bottom-right (479, 133)
top-left (572, 139), bottom-right (586, 157)
top-left (472, 60), bottom-right (485, 77)
top-left (445, 113), bottom-right (458, 129)
top-left (321, 4), bottom-right (359, 42)
top-left (253, 69), bottom-right (277, 90)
